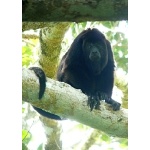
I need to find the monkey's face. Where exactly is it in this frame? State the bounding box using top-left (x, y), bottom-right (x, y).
top-left (87, 43), bottom-right (101, 62)
top-left (82, 41), bottom-right (107, 62)
top-left (82, 40), bottom-right (108, 75)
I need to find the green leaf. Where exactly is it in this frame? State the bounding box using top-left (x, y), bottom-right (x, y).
top-left (22, 108), bottom-right (25, 113)
top-left (22, 143), bottom-right (28, 150)
top-left (106, 31), bottom-right (114, 40)
top-left (101, 134), bottom-right (110, 142)
top-left (22, 129), bottom-right (31, 144)
top-left (114, 33), bottom-right (120, 41)
top-left (102, 22), bottom-right (112, 29)
top-left (122, 39), bottom-right (128, 46)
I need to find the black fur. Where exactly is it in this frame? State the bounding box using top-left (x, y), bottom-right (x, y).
top-left (57, 28), bottom-right (121, 111)
top-left (30, 28), bottom-right (121, 120)
top-left (32, 106), bottom-right (61, 120)
top-left (29, 67), bottom-right (46, 99)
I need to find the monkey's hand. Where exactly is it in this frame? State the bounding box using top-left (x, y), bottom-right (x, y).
top-left (87, 93), bottom-right (101, 111)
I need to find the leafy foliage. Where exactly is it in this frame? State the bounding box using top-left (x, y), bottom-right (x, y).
top-left (22, 39), bottom-right (39, 67)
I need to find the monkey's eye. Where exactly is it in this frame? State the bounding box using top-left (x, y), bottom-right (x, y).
top-left (87, 44), bottom-right (93, 49)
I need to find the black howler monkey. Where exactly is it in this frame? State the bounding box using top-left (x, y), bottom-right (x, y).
top-left (30, 28), bottom-right (121, 120)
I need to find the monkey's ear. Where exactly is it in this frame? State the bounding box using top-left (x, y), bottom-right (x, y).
top-left (29, 67), bottom-right (46, 99)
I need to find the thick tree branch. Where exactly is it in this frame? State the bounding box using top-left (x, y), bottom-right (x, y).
top-left (22, 0), bottom-right (128, 22)
top-left (22, 68), bottom-right (128, 138)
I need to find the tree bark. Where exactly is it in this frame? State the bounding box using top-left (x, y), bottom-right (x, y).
top-left (38, 23), bottom-right (70, 78)
top-left (22, 0), bottom-right (128, 22)
top-left (22, 68), bottom-right (128, 138)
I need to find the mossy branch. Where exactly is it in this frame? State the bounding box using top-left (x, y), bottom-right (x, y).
top-left (23, 0), bottom-right (128, 22)
top-left (22, 68), bottom-right (128, 138)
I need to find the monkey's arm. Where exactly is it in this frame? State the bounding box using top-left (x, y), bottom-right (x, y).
top-left (96, 64), bottom-right (121, 111)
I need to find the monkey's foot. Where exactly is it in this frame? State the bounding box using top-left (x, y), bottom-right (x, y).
top-left (110, 99), bottom-right (121, 111)
top-left (97, 91), bottom-right (121, 111)
top-left (105, 97), bottom-right (121, 111)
